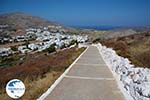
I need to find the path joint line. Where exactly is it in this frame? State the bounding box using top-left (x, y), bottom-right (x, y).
top-left (65, 75), bottom-right (115, 80)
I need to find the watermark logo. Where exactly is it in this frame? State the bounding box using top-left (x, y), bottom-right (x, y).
top-left (6, 79), bottom-right (25, 99)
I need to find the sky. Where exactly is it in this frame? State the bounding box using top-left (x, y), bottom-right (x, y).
top-left (0, 0), bottom-right (150, 27)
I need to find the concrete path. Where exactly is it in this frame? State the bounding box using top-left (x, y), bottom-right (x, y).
top-left (44, 46), bottom-right (125, 100)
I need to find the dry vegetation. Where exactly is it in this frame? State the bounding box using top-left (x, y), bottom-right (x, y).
top-left (0, 47), bottom-right (85, 100)
top-left (101, 32), bottom-right (150, 68)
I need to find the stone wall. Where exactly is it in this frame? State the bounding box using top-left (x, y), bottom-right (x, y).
top-left (96, 43), bottom-right (150, 100)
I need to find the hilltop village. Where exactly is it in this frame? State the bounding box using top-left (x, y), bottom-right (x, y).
top-left (0, 25), bottom-right (88, 57)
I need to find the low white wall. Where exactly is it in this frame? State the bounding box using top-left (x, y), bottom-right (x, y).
top-left (96, 43), bottom-right (150, 100)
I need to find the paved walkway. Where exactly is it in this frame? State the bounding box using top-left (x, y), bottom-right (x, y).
top-left (44, 46), bottom-right (125, 100)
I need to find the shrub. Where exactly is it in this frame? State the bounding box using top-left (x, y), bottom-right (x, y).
top-left (70, 40), bottom-right (78, 45)
top-left (92, 38), bottom-right (101, 43)
top-left (10, 46), bottom-right (18, 51)
top-left (44, 44), bottom-right (56, 53)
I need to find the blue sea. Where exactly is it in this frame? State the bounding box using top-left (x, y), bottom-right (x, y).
top-left (71, 26), bottom-right (122, 30)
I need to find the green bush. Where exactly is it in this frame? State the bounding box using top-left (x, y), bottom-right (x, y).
top-left (10, 46), bottom-right (18, 51)
top-left (44, 44), bottom-right (56, 53)
top-left (68, 40), bottom-right (78, 47)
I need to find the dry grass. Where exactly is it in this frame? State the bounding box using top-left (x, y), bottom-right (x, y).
top-left (23, 71), bottom-right (61, 100)
top-left (0, 71), bottom-right (60, 100)
top-left (0, 47), bottom-right (85, 100)
top-left (102, 33), bottom-right (150, 68)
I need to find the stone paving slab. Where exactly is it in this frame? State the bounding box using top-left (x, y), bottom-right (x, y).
top-left (76, 58), bottom-right (103, 65)
top-left (67, 64), bottom-right (113, 78)
top-left (45, 78), bottom-right (124, 100)
top-left (44, 46), bottom-right (125, 100)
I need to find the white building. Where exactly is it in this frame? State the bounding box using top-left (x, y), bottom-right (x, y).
top-left (0, 48), bottom-right (12, 57)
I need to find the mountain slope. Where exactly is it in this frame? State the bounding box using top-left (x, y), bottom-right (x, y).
top-left (0, 12), bottom-right (58, 29)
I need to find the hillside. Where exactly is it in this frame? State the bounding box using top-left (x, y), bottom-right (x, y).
top-left (0, 12), bottom-right (58, 29)
top-left (0, 12), bottom-right (85, 37)
top-left (101, 31), bottom-right (150, 68)
top-left (0, 12), bottom-right (62, 36)
top-left (0, 47), bottom-right (85, 99)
